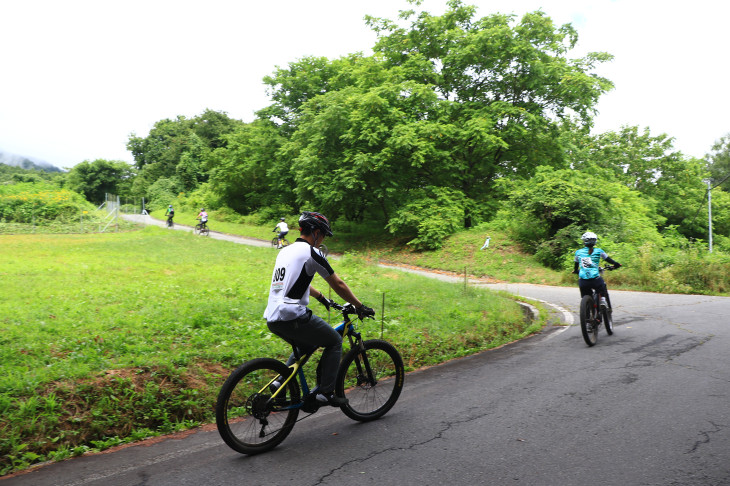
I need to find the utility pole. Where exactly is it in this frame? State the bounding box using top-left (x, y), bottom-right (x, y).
top-left (706, 180), bottom-right (713, 253)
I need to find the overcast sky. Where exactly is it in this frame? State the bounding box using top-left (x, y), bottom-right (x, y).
top-left (1, 0), bottom-right (728, 169)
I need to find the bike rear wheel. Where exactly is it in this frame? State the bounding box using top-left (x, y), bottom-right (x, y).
top-left (200, 227), bottom-right (209, 236)
top-left (216, 358), bottom-right (300, 454)
top-left (579, 295), bottom-right (599, 346)
top-left (336, 339), bottom-right (405, 422)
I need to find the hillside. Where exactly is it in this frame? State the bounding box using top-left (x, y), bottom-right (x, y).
top-left (0, 150), bottom-right (62, 172)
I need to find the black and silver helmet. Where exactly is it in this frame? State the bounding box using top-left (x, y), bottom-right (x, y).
top-left (299, 211), bottom-right (333, 236)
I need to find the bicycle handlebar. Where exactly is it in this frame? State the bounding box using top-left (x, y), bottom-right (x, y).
top-left (328, 301), bottom-right (375, 320)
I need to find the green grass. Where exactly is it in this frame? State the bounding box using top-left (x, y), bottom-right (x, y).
top-left (0, 227), bottom-right (539, 474)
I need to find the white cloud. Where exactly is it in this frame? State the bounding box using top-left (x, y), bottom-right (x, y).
top-left (1, 0), bottom-right (728, 168)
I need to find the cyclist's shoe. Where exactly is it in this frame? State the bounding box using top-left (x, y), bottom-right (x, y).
top-left (315, 392), bottom-right (348, 407)
top-left (301, 393), bottom-right (320, 413)
top-left (599, 297), bottom-right (608, 308)
top-left (268, 380), bottom-right (288, 406)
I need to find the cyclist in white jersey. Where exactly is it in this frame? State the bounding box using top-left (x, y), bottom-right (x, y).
top-left (274, 218), bottom-right (289, 248)
top-left (264, 211), bottom-right (374, 406)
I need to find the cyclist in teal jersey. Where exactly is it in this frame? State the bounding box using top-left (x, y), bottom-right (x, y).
top-left (573, 232), bottom-right (621, 308)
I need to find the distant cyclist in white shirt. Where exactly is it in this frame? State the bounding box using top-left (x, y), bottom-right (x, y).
top-left (274, 218), bottom-right (289, 249)
top-left (263, 211), bottom-right (374, 406)
top-left (197, 208), bottom-right (208, 229)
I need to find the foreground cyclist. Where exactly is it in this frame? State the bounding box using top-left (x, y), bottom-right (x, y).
top-left (263, 211), bottom-right (374, 406)
top-left (573, 231), bottom-right (621, 309)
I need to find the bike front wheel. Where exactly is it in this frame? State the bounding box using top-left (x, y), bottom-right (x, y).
top-left (602, 305), bottom-right (613, 335)
top-left (194, 224), bottom-right (201, 235)
top-left (216, 358), bottom-right (300, 455)
top-left (579, 295), bottom-right (599, 346)
top-left (336, 339), bottom-right (405, 422)
top-left (271, 237), bottom-right (279, 248)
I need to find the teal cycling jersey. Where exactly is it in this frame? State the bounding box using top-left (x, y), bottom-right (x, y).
top-left (574, 247), bottom-right (608, 279)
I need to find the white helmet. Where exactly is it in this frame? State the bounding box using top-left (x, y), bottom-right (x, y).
top-left (581, 231), bottom-right (598, 246)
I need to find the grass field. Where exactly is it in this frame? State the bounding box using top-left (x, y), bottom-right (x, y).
top-left (0, 227), bottom-right (541, 474)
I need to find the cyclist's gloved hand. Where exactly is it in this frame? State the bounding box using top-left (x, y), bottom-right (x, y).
top-left (315, 294), bottom-right (334, 310)
top-left (356, 304), bottom-right (375, 319)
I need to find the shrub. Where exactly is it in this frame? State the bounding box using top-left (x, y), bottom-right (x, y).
top-left (0, 182), bottom-right (94, 224)
top-left (387, 186), bottom-right (465, 250)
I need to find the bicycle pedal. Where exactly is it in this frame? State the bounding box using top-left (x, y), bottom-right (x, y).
top-left (301, 394), bottom-right (320, 413)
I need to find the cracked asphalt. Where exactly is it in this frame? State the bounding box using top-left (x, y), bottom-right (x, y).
top-left (4, 217), bottom-right (729, 485)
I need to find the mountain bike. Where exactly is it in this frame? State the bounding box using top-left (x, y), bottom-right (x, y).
top-left (166, 216), bottom-right (174, 228)
top-left (194, 219), bottom-right (209, 236)
top-left (579, 265), bottom-right (618, 347)
top-left (215, 302), bottom-right (405, 455)
top-left (271, 232), bottom-right (290, 248)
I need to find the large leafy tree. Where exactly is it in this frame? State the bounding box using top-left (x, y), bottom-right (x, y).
top-left (264, 1), bottom-right (613, 247)
top-left (364, 1), bottom-right (613, 225)
top-left (126, 110), bottom-right (242, 201)
top-left (66, 159), bottom-right (135, 204)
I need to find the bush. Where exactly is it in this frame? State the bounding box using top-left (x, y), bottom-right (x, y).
top-left (146, 178), bottom-right (179, 211)
top-left (0, 182), bottom-right (94, 223)
top-left (386, 187), bottom-right (465, 250)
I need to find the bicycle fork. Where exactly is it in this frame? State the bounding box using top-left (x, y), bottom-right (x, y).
top-left (347, 333), bottom-right (377, 388)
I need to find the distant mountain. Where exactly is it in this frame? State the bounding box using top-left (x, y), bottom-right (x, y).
top-left (0, 150), bottom-right (62, 172)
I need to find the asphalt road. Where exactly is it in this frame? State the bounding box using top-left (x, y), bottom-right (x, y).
top-left (4, 220), bottom-right (729, 485)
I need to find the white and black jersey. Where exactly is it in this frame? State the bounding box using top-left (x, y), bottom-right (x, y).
top-left (263, 239), bottom-right (334, 322)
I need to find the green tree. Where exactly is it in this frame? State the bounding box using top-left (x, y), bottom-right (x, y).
top-left (267, 1), bottom-right (613, 248)
top-left (205, 120), bottom-right (287, 213)
top-left (498, 166), bottom-right (661, 268)
top-left (570, 126), bottom-right (710, 238)
top-left (365, 1), bottom-right (613, 227)
top-left (66, 159), bottom-right (135, 204)
top-left (706, 134), bottom-right (730, 192)
top-left (126, 110), bottom-right (241, 198)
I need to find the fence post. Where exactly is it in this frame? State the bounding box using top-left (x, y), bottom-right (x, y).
top-left (381, 293), bottom-right (385, 339)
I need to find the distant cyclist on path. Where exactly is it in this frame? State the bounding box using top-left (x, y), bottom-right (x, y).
top-left (263, 211), bottom-right (374, 406)
top-left (197, 208), bottom-right (208, 229)
top-left (274, 217), bottom-right (289, 249)
top-left (165, 205), bottom-right (175, 227)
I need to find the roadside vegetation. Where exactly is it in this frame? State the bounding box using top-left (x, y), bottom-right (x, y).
top-left (0, 181), bottom-right (136, 235)
top-left (0, 228), bottom-right (539, 475)
top-left (154, 208), bottom-right (730, 296)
